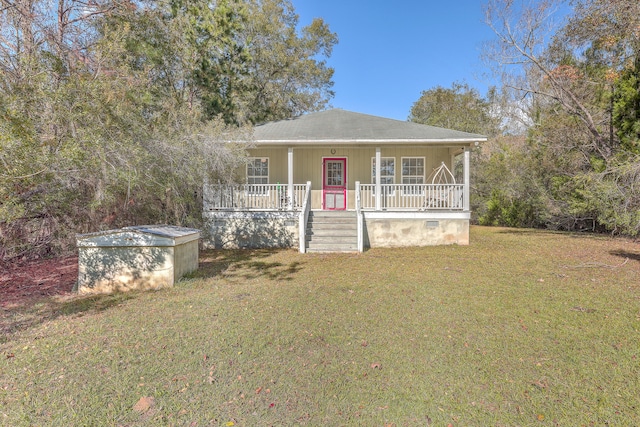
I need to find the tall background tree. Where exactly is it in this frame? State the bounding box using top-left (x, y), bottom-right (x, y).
top-left (0, 0), bottom-right (337, 260)
top-left (409, 82), bottom-right (501, 136)
top-left (408, 82), bottom-right (508, 223)
top-left (474, 0), bottom-right (640, 234)
top-left (238, 0), bottom-right (337, 124)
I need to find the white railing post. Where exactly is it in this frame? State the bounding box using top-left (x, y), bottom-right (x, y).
top-left (356, 181), bottom-right (363, 252)
top-left (299, 181), bottom-right (312, 253)
top-left (463, 147), bottom-right (470, 211)
top-left (288, 147), bottom-right (294, 211)
top-left (375, 147), bottom-right (381, 211)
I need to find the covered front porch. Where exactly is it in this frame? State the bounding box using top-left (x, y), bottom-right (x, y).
top-left (201, 109), bottom-right (485, 252)
top-left (203, 182), bottom-right (470, 252)
top-left (202, 143), bottom-right (473, 213)
top-left (203, 181), bottom-right (468, 212)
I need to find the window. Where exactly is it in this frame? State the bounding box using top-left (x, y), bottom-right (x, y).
top-left (372, 157), bottom-right (395, 185)
top-left (247, 158), bottom-right (268, 193)
top-left (372, 157), bottom-right (395, 195)
top-left (401, 157), bottom-right (425, 194)
top-left (325, 160), bottom-right (344, 186)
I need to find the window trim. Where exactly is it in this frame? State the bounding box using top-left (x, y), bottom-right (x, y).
top-left (401, 156), bottom-right (425, 196)
top-left (246, 157), bottom-right (269, 195)
top-left (371, 156), bottom-right (395, 196)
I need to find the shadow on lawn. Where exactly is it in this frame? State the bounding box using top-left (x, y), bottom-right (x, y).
top-left (194, 249), bottom-right (304, 282)
top-left (1, 292), bottom-right (136, 345)
top-left (496, 227), bottom-right (615, 240)
top-left (494, 227), bottom-right (570, 238)
top-left (1, 250), bottom-right (303, 344)
top-left (610, 249), bottom-right (640, 263)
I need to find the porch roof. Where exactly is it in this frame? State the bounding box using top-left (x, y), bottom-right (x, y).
top-left (254, 109), bottom-right (487, 146)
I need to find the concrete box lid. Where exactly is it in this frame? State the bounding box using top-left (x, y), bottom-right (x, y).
top-left (77, 225), bottom-right (201, 248)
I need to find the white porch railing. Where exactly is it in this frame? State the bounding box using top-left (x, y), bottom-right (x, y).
top-left (359, 183), bottom-right (465, 210)
top-left (204, 184), bottom-right (307, 211)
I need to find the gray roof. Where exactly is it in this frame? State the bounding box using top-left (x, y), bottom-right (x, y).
top-left (254, 109), bottom-right (487, 145)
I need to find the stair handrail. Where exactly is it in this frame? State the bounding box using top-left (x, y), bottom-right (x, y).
top-left (298, 181), bottom-right (312, 253)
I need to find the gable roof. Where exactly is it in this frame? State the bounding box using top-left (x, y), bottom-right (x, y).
top-left (253, 109), bottom-right (487, 146)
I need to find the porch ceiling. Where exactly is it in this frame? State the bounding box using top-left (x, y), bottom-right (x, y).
top-left (254, 109), bottom-right (487, 146)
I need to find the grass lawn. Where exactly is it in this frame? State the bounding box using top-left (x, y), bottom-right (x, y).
top-left (1, 226), bottom-right (639, 426)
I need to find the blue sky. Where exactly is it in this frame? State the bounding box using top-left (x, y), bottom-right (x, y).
top-left (293, 1), bottom-right (497, 121)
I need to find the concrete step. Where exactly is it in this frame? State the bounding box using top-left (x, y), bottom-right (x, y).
top-left (309, 210), bottom-right (356, 217)
top-left (306, 228), bottom-right (357, 237)
top-left (307, 221), bottom-right (357, 230)
top-left (307, 235), bottom-right (357, 244)
top-left (305, 210), bottom-right (358, 252)
top-left (306, 243), bottom-right (359, 253)
top-left (307, 221), bottom-right (356, 229)
top-left (308, 215), bottom-right (356, 224)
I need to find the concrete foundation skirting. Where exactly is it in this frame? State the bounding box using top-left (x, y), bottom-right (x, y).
top-left (202, 211), bottom-right (470, 249)
top-left (362, 212), bottom-right (470, 247)
top-left (203, 211), bottom-right (299, 249)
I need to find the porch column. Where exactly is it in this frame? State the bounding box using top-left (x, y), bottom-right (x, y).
top-left (288, 147), bottom-right (294, 211)
top-left (375, 147), bottom-right (381, 211)
top-left (463, 146), bottom-right (470, 211)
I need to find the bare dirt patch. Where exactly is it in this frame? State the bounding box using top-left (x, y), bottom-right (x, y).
top-left (0, 256), bottom-right (77, 309)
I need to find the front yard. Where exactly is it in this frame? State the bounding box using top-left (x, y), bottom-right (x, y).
top-left (1, 227), bottom-right (639, 425)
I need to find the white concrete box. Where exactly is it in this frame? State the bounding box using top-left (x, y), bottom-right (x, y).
top-left (76, 225), bottom-right (200, 294)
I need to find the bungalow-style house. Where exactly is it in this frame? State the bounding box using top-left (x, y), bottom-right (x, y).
top-left (203, 109), bottom-right (487, 252)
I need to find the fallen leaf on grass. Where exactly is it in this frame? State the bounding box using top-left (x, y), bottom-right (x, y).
top-left (133, 396), bottom-right (155, 413)
top-left (519, 319), bottom-right (528, 331)
top-left (532, 379), bottom-right (548, 389)
top-left (571, 306), bottom-right (596, 313)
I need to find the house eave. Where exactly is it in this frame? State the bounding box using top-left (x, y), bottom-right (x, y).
top-left (254, 138), bottom-right (487, 146)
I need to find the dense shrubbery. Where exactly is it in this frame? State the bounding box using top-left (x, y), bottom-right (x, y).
top-left (0, 0), bottom-right (336, 260)
top-left (414, 0), bottom-right (640, 237)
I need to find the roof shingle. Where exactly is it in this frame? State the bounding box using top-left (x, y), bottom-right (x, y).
top-left (254, 109), bottom-right (487, 144)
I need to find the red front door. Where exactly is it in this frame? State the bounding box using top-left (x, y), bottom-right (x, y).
top-left (323, 158), bottom-right (346, 210)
